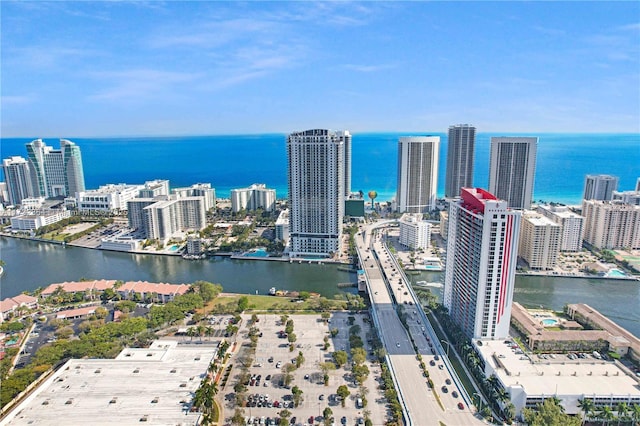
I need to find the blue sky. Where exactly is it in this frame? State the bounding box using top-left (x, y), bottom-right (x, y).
top-left (1, 1), bottom-right (639, 137)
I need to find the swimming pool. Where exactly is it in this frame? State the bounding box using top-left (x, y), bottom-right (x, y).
top-left (541, 319), bottom-right (558, 326)
top-left (606, 269), bottom-right (626, 278)
top-left (244, 248), bottom-right (268, 257)
top-left (168, 245), bottom-right (179, 252)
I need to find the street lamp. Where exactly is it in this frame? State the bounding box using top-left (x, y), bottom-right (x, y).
top-left (473, 392), bottom-right (485, 413)
top-left (440, 340), bottom-right (451, 357)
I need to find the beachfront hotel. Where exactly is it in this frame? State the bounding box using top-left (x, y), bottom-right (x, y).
top-left (445, 124), bottom-right (476, 198)
top-left (488, 136), bottom-right (537, 210)
top-left (396, 136), bottom-right (440, 213)
top-left (444, 188), bottom-right (521, 340)
top-left (398, 213), bottom-right (431, 250)
top-left (583, 174), bottom-right (619, 201)
top-left (287, 129), bottom-right (347, 258)
top-left (230, 183), bottom-right (276, 213)
top-left (25, 139), bottom-right (85, 199)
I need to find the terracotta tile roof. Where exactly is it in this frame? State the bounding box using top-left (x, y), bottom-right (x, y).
top-left (56, 306), bottom-right (96, 319)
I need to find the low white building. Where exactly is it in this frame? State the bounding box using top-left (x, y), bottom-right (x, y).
top-left (139, 179), bottom-right (170, 198)
top-left (612, 190), bottom-right (640, 206)
top-left (76, 184), bottom-right (143, 213)
top-left (399, 213), bottom-right (430, 250)
top-left (230, 183), bottom-right (276, 213)
top-left (20, 197), bottom-right (46, 210)
top-left (475, 339), bottom-right (640, 418)
top-left (10, 209), bottom-right (71, 231)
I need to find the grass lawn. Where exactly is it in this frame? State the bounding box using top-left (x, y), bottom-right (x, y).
top-left (39, 232), bottom-right (68, 241)
top-left (202, 293), bottom-right (348, 314)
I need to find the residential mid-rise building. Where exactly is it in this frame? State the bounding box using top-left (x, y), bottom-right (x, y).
top-left (445, 124), bottom-right (476, 198)
top-left (582, 200), bottom-right (640, 249)
top-left (444, 188), bottom-right (521, 340)
top-left (76, 184), bottom-right (144, 213)
top-left (172, 183), bottom-right (216, 211)
top-left (230, 183), bottom-right (276, 213)
top-left (287, 129), bottom-right (346, 258)
top-left (518, 210), bottom-right (560, 270)
top-left (25, 139), bottom-right (85, 198)
top-left (143, 196), bottom-right (206, 242)
top-left (139, 180), bottom-right (170, 198)
top-left (2, 156), bottom-right (36, 205)
top-left (583, 174), bottom-right (619, 201)
top-left (398, 213), bottom-right (431, 250)
top-left (127, 198), bottom-right (157, 232)
top-left (612, 190), bottom-right (640, 206)
top-left (397, 136), bottom-right (440, 213)
top-left (275, 209), bottom-right (290, 243)
top-left (488, 136), bottom-right (537, 210)
top-left (536, 204), bottom-right (584, 252)
top-left (439, 210), bottom-right (449, 240)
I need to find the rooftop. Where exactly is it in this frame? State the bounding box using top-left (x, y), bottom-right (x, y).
top-left (1, 340), bottom-right (217, 426)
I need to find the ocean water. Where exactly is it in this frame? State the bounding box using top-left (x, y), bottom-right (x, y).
top-left (1, 133), bottom-right (638, 204)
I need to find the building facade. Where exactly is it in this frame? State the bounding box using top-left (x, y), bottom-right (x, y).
top-left (398, 213), bottom-right (431, 250)
top-left (2, 156), bottom-right (36, 206)
top-left (25, 139), bottom-right (85, 198)
top-left (143, 197), bottom-right (206, 242)
top-left (172, 183), bottom-right (215, 211)
top-left (139, 180), bottom-right (170, 198)
top-left (612, 190), bottom-right (640, 206)
top-left (536, 204), bottom-right (584, 252)
top-left (518, 210), bottom-right (560, 270)
top-left (445, 124), bottom-right (476, 198)
top-left (583, 174), bottom-right (619, 201)
top-left (230, 183), bottom-right (276, 213)
top-left (582, 200), bottom-right (640, 249)
top-left (275, 209), bottom-right (290, 243)
top-left (76, 184), bottom-right (144, 213)
top-left (397, 136), bottom-right (440, 213)
top-left (488, 137), bottom-right (537, 210)
top-left (444, 188), bottom-right (521, 340)
top-left (287, 129), bottom-right (346, 258)
top-left (10, 209), bottom-right (72, 231)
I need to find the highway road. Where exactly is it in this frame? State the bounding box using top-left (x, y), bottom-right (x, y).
top-left (356, 221), bottom-right (484, 426)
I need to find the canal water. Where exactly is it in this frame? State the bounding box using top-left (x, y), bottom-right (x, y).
top-left (2, 237), bottom-right (639, 337)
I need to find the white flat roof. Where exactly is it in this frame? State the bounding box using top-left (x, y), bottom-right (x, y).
top-left (1, 340), bottom-right (218, 426)
top-left (477, 340), bottom-right (640, 398)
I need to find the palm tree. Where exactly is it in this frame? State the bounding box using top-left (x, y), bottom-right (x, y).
top-left (186, 326), bottom-right (196, 341)
top-left (578, 398), bottom-right (596, 425)
top-left (597, 406), bottom-right (615, 426)
top-left (616, 402), bottom-right (628, 425)
top-left (630, 404), bottom-right (640, 425)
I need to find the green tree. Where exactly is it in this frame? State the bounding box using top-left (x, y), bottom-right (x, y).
top-left (322, 407), bottom-right (333, 426)
top-left (352, 363), bottom-right (370, 385)
top-left (299, 291), bottom-right (311, 301)
top-left (596, 406), bottom-right (615, 426)
top-left (319, 362), bottom-right (336, 386)
top-left (295, 351), bottom-right (305, 368)
top-left (523, 398), bottom-right (580, 426)
top-left (279, 409), bottom-right (292, 424)
top-left (336, 385), bottom-right (350, 408)
top-left (236, 296), bottom-right (249, 313)
top-left (351, 347), bottom-right (367, 365)
top-left (291, 385), bottom-right (304, 407)
top-left (193, 281), bottom-right (222, 302)
top-left (333, 350), bottom-right (348, 368)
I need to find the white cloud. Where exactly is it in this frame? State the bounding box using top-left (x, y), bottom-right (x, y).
top-left (1, 95), bottom-right (35, 106)
top-left (89, 69), bottom-right (202, 101)
top-left (344, 63), bottom-right (397, 73)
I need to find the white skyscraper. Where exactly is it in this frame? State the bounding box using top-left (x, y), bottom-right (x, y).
top-left (287, 129), bottom-right (346, 258)
top-left (489, 136), bottom-right (537, 210)
top-left (2, 156), bottom-right (37, 206)
top-left (583, 174), bottom-right (619, 201)
top-left (445, 124), bottom-right (476, 198)
top-left (444, 188), bottom-right (521, 340)
top-left (397, 136), bottom-right (440, 213)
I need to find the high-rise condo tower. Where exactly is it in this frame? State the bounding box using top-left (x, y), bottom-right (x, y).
top-left (444, 188), bottom-right (521, 340)
top-left (287, 129), bottom-right (348, 258)
top-left (488, 136), bottom-right (537, 210)
top-left (445, 124), bottom-right (476, 198)
top-left (396, 136), bottom-right (440, 213)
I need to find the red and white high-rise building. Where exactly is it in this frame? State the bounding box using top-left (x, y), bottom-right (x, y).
top-left (444, 188), bottom-right (521, 340)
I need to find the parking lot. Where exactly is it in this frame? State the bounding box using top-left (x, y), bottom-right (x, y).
top-left (221, 312), bottom-right (388, 426)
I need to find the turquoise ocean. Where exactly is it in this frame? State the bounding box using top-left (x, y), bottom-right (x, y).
top-left (1, 133), bottom-right (638, 204)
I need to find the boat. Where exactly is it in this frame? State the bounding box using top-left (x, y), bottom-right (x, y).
top-left (269, 287), bottom-right (276, 295)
